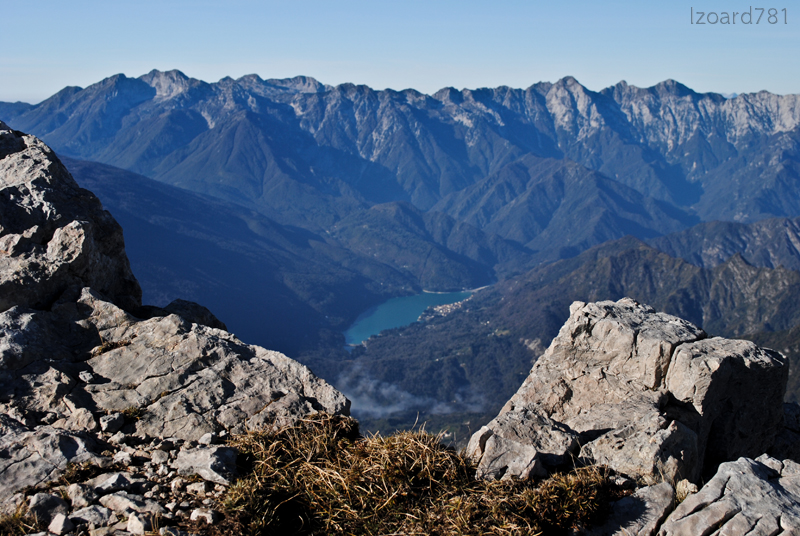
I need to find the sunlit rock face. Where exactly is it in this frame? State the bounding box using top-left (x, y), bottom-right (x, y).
top-left (468, 298), bottom-right (788, 484)
top-left (0, 120), bottom-right (141, 312)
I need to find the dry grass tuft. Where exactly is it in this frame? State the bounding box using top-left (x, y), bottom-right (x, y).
top-left (121, 405), bottom-right (146, 421)
top-left (0, 505), bottom-right (43, 536)
top-left (90, 339), bottom-right (131, 357)
top-left (213, 414), bottom-right (616, 536)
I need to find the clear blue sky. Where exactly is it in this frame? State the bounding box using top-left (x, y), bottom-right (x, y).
top-left (2, 0), bottom-right (798, 103)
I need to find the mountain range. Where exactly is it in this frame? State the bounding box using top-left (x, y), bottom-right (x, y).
top-left (4, 71), bottom-right (800, 232)
top-left (4, 71), bottom-right (800, 431)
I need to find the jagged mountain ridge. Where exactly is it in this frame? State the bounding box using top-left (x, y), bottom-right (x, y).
top-left (432, 153), bottom-right (697, 259)
top-left (4, 71), bottom-right (800, 255)
top-left (650, 216), bottom-right (800, 271)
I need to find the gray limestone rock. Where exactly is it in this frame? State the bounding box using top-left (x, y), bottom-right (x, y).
top-left (198, 432), bottom-right (217, 445)
top-left (466, 405), bottom-right (578, 480)
top-left (173, 446), bottom-right (237, 485)
top-left (98, 491), bottom-right (165, 516)
top-left (151, 450), bottom-right (170, 465)
top-left (658, 456), bottom-right (800, 535)
top-left (581, 420), bottom-right (699, 486)
top-left (664, 337), bottom-right (787, 469)
top-left (127, 512), bottom-right (155, 535)
top-left (0, 122), bottom-right (141, 313)
top-left (0, 417), bottom-right (102, 503)
top-left (469, 299), bottom-right (788, 483)
top-left (69, 505), bottom-right (115, 527)
top-left (100, 413), bottom-right (124, 434)
top-left (1, 288), bottom-right (350, 443)
top-left (47, 513), bottom-right (74, 535)
top-left (55, 406), bottom-right (98, 432)
top-left (90, 472), bottom-right (141, 494)
top-left (186, 482), bottom-right (212, 496)
top-left (66, 483), bottom-right (99, 509)
top-left (190, 508), bottom-right (220, 525)
top-left (588, 482), bottom-right (675, 536)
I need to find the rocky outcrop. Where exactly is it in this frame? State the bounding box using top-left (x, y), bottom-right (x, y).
top-left (589, 482), bottom-right (675, 536)
top-left (468, 298), bottom-right (788, 484)
top-left (0, 415), bottom-right (104, 504)
top-left (659, 455), bottom-right (800, 535)
top-left (0, 287), bottom-right (349, 446)
top-left (0, 125), bottom-right (350, 509)
top-left (0, 121), bottom-right (141, 312)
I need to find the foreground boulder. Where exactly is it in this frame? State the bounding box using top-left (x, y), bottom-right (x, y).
top-left (468, 298), bottom-right (788, 484)
top-left (0, 415), bottom-right (103, 504)
top-left (0, 123), bottom-right (350, 506)
top-left (0, 121), bottom-right (141, 312)
top-left (0, 287), bottom-right (349, 445)
top-left (659, 456), bottom-right (800, 535)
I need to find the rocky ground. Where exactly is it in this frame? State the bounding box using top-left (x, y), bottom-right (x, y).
top-left (4, 427), bottom-right (236, 535)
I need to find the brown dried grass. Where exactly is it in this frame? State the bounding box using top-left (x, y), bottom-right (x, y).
top-left (216, 414), bottom-right (615, 536)
top-left (0, 505), bottom-right (42, 536)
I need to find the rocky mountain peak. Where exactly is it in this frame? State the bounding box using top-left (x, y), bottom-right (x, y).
top-left (468, 297), bottom-right (788, 484)
top-left (652, 79), bottom-right (696, 98)
top-left (139, 69), bottom-right (194, 100)
top-left (432, 86), bottom-right (464, 104)
top-left (545, 76), bottom-right (605, 139)
top-left (263, 75), bottom-right (329, 94)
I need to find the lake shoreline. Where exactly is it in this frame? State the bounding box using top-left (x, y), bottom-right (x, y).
top-left (343, 288), bottom-right (481, 347)
top-left (421, 284), bottom-right (491, 295)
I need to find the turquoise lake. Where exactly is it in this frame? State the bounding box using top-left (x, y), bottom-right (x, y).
top-left (344, 291), bottom-right (473, 346)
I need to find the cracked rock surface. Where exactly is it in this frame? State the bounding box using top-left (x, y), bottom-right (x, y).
top-left (469, 298), bottom-right (788, 484)
top-left (659, 455), bottom-right (800, 536)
